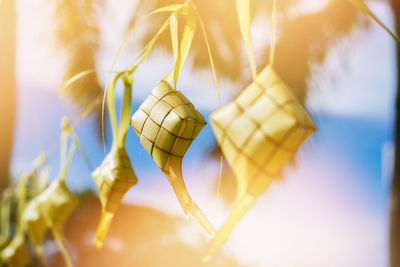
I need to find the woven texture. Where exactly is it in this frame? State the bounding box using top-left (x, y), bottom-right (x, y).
top-left (36, 178), bottom-right (79, 232)
top-left (211, 65), bottom-right (316, 197)
top-left (0, 236), bottom-right (30, 267)
top-left (92, 147), bottom-right (138, 214)
top-left (130, 81), bottom-right (215, 236)
top-left (130, 80), bottom-right (206, 172)
top-left (207, 65), bottom-right (316, 257)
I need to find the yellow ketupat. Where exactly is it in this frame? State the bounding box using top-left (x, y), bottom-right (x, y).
top-left (0, 235), bottom-right (30, 267)
top-left (30, 118), bottom-right (83, 267)
top-left (92, 146), bottom-right (137, 247)
top-left (208, 65), bottom-right (316, 257)
top-left (36, 175), bottom-right (79, 267)
top-left (92, 71), bottom-right (138, 248)
top-left (22, 198), bottom-right (47, 259)
top-left (130, 80), bottom-right (215, 235)
top-left (22, 157), bottom-right (49, 260)
top-left (0, 188), bottom-right (13, 251)
top-left (36, 178), bottom-right (79, 233)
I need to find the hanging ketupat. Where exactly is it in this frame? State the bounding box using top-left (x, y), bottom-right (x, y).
top-left (0, 235), bottom-right (30, 267)
top-left (0, 171), bottom-right (33, 267)
top-left (22, 156), bottom-right (49, 261)
top-left (206, 0), bottom-right (316, 258)
top-left (208, 65), bottom-right (316, 256)
top-left (23, 199), bottom-right (47, 259)
top-left (34, 118), bottom-right (86, 267)
top-left (92, 70), bottom-right (138, 248)
top-left (130, 2), bottom-right (215, 235)
top-left (0, 188), bottom-right (13, 251)
top-left (130, 81), bottom-right (215, 235)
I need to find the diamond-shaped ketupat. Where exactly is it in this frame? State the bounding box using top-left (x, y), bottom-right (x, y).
top-left (91, 71), bottom-right (138, 248)
top-left (207, 65), bottom-right (316, 257)
top-left (36, 178), bottom-right (79, 233)
top-left (91, 146), bottom-right (138, 247)
top-left (23, 198), bottom-right (47, 258)
top-left (130, 80), bottom-right (215, 235)
top-left (0, 235), bottom-right (30, 267)
top-left (36, 178), bottom-right (78, 267)
top-left (93, 147), bottom-right (137, 215)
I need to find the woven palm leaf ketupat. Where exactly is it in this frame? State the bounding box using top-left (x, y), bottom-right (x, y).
top-left (0, 169), bottom-right (38, 267)
top-left (92, 71), bottom-right (138, 248)
top-left (130, 80), bottom-right (215, 235)
top-left (208, 65), bottom-right (316, 256)
top-left (0, 235), bottom-right (30, 267)
top-left (31, 118), bottom-right (86, 267)
top-left (23, 199), bottom-right (47, 259)
top-left (35, 172), bottom-right (79, 267)
top-left (36, 178), bottom-right (79, 233)
top-left (0, 188), bottom-right (13, 251)
top-left (21, 155), bottom-right (49, 261)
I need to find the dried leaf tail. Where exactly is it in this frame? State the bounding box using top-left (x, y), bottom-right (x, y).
top-left (205, 194), bottom-right (255, 261)
top-left (166, 156), bottom-right (215, 236)
top-left (93, 211), bottom-right (114, 249)
top-left (52, 229), bottom-right (73, 267)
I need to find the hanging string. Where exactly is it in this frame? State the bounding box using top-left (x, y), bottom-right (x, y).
top-left (36, 94), bottom-right (100, 175)
top-left (39, 3), bottom-right (187, 176)
top-left (235, 0), bottom-right (257, 80)
top-left (192, 5), bottom-right (223, 223)
top-left (269, 0), bottom-right (277, 67)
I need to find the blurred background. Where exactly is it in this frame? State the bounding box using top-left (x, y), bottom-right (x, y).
top-left (1, 0), bottom-right (400, 266)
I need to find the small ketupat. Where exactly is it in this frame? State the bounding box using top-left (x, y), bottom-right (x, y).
top-left (36, 178), bottom-right (79, 233)
top-left (130, 80), bottom-right (215, 235)
top-left (35, 177), bottom-right (78, 267)
top-left (92, 146), bottom-right (137, 248)
top-left (92, 147), bottom-right (137, 215)
top-left (23, 199), bottom-right (47, 258)
top-left (92, 71), bottom-right (138, 248)
top-left (0, 235), bottom-right (30, 267)
top-left (208, 65), bottom-right (316, 256)
top-left (27, 118), bottom-right (84, 267)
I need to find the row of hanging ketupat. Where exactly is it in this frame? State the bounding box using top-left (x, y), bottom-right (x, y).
top-left (1, 0), bottom-right (398, 266)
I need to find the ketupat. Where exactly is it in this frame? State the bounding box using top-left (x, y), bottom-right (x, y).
top-left (0, 188), bottom-right (13, 251)
top-left (0, 165), bottom-right (39, 267)
top-left (92, 146), bottom-right (137, 247)
top-left (208, 65), bottom-right (316, 257)
top-left (22, 155), bottom-right (49, 260)
top-left (130, 80), bottom-right (215, 235)
top-left (0, 235), bottom-right (30, 267)
top-left (32, 118), bottom-right (83, 267)
top-left (36, 178), bottom-right (79, 233)
top-left (23, 198), bottom-right (47, 259)
top-left (36, 178), bottom-right (79, 267)
top-left (92, 71), bottom-right (138, 248)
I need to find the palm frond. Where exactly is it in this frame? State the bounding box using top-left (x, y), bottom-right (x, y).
top-left (54, 0), bottom-right (102, 120)
top-left (133, 0), bottom-right (360, 102)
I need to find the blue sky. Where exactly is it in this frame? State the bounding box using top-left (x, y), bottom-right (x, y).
top-left (10, 0), bottom-right (398, 266)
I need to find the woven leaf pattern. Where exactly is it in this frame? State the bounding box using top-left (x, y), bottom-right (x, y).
top-left (130, 80), bottom-right (206, 171)
top-left (130, 80), bottom-right (215, 235)
top-left (36, 179), bottom-right (79, 232)
top-left (207, 65), bottom-right (316, 257)
top-left (93, 71), bottom-right (138, 248)
top-left (211, 65), bottom-right (315, 197)
top-left (92, 147), bottom-right (137, 214)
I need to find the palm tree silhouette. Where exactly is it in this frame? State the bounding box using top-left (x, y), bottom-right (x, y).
top-left (1, 0), bottom-right (400, 266)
